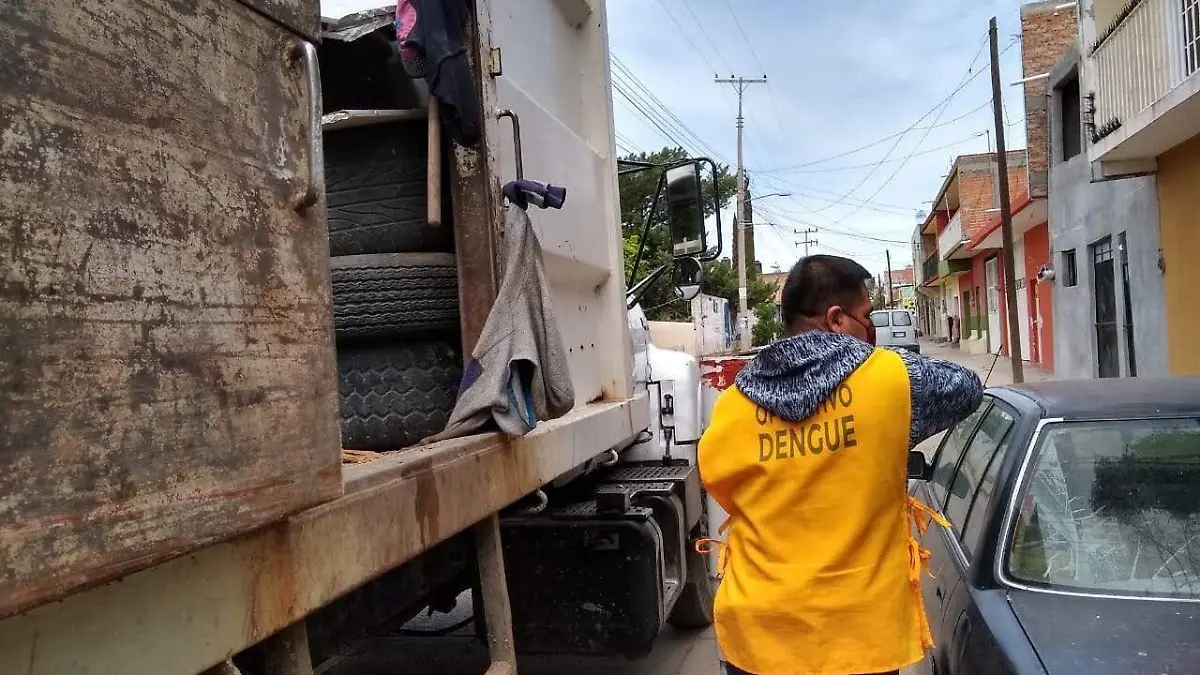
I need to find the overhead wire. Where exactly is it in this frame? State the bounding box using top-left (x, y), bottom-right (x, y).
top-left (801, 34), bottom-right (992, 216)
top-left (763, 39), bottom-right (998, 173)
top-left (650, 0), bottom-right (725, 77)
top-left (755, 132), bottom-right (987, 175)
top-left (818, 37), bottom-right (1019, 230)
top-left (672, 0), bottom-right (737, 75)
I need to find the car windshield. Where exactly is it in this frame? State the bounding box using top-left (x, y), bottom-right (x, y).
top-left (1007, 418), bottom-right (1200, 599)
top-left (870, 312), bottom-right (890, 328)
top-left (891, 311), bottom-right (912, 327)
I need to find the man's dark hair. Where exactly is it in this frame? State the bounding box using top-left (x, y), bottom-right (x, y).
top-left (780, 255), bottom-right (873, 326)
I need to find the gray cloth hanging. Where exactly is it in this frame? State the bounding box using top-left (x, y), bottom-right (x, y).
top-left (424, 204), bottom-right (574, 442)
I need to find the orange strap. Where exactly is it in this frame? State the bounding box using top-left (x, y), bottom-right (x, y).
top-left (694, 517), bottom-right (731, 578)
top-left (905, 496), bottom-right (951, 649)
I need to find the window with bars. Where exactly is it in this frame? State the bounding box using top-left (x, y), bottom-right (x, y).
top-left (1184, 0), bottom-right (1200, 78)
top-left (1062, 249), bottom-right (1078, 287)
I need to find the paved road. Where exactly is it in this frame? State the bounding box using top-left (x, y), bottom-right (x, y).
top-left (324, 342), bottom-right (1049, 675)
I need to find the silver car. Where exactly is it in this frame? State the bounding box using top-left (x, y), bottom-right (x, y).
top-left (871, 309), bottom-right (920, 353)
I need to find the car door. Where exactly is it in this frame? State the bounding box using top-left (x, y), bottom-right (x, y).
top-left (912, 399), bottom-right (991, 650)
top-left (936, 403), bottom-right (1019, 674)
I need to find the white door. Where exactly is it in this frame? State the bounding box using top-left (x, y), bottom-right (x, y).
top-left (986, 257), bottom-right (1002, 353)
top-left (1014, 240), bottom-right (1031, 360)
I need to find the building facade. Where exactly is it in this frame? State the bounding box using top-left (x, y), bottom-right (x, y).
top-left (918, 151), bottom-right (1031, 356)
top-left (1076, 0), bottom-right (1200, 376)
top-left (1023, 0), bottom-right (1173, 379)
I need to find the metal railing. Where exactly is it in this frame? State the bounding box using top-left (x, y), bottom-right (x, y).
top-left (1091, 0), bottom-right (1200, 133)
top-left (922, 254), bottom-right (939, 283)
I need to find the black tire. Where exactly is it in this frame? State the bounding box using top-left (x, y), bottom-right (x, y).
top-left (338, 340), bottom-right (463, 450)
top-left (668, 523), bottom-right (716, 629)
top-left (325, 123), bottom-right (453, 256)
top-left (331, 253), bottom-right (460, 342)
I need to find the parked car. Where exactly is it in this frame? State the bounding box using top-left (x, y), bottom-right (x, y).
top-left (908, 378), bottom-right (1200, 675)
top-left (872, 309), bottom-right (920, 352)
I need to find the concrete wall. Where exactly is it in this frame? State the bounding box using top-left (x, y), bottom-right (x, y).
top-left (1047, 153), bottom-right (1167, 379)
top-left (648, 321), bottom-right (696, 356)
top-left (1155, 133), bottom-right (1200, 375)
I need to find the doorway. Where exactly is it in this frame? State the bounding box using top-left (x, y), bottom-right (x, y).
top-left (1029, 280), bottom-right (1040, 364)
top-left (985, 257), bottom-right (1002, 353)
top-left (1118, 232), bottom-right (1137, 376)
top-left (1092, 237), bottom-right (1119, 378)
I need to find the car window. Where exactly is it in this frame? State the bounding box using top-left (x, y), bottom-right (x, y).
top-left (891, 311), bottom-right (912, 327)
top-left (870, 311), bottom-right (890, 328)
top-left (1007, 418), bottom-right (1200, 599)
top-left (958, 404), bottom-right (1018, 558)
top-left (930, 400), bottom-right (991, 507)
top-left (945, 405), bottom-right (1016, 551)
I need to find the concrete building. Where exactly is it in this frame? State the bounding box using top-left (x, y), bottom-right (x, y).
top-left (1072, 0), bottom-right (1200, 376)
top-left (1028, 0), bottom-right (1171, 379)
top-left (918, 151), bottom-right (1030, 352)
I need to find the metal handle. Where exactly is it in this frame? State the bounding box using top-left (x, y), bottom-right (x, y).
top-left (292, 39), bottom-right (323, 212)
top-left (495, 108), bottom-right (523, 181)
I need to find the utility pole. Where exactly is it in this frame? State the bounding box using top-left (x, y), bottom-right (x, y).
top-left (796, 228), bottom-right (818, 256)
top-left (885, 249), bottom-right (895, 308)
top-left (989, 17), bottom-right (1025, 383)
top-left (716, 75), bottom-right (767, 350)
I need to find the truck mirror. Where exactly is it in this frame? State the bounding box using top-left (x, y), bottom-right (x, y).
top-left (673, 257), bottom-right (703, 302)
top-left (907, 451), bottom-right (933, 481)
top-left (665, 162), bottom-right (707, 259)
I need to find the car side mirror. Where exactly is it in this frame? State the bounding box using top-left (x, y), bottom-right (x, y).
top-left (665, 162), bottom-right (708, 259)
top-left (673, 257), bottom-right (703, 302)
top-left (907, 451), bottom-right (933, 481)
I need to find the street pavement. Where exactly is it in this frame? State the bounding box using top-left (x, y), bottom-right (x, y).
top-left (328, 342), bottom-right (1051, 675)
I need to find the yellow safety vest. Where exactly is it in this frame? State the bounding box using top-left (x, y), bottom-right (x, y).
top-left (698, 348), bottom-right (948, 675)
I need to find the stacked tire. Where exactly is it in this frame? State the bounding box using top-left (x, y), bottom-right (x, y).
top-left (326, 120), bottom-right (462, 450)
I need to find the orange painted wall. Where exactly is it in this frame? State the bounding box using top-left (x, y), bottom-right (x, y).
top-left (1023, 222), bottom-right (1054, 371)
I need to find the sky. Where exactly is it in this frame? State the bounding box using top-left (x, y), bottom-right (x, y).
top-left (606, 0), bottom-right (1034, 277)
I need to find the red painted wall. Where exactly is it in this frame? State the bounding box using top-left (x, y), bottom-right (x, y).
top-left (1023, 222), bottom-right (1054, 371)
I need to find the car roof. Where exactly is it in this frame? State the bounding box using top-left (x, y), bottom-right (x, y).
top-left (993, 377), bottom-right (1200, 419)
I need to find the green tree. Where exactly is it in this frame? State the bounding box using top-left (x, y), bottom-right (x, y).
top-left (752, 301), bottom-right (784, 347)
top-left (620, 147), bottom-right (738, 320)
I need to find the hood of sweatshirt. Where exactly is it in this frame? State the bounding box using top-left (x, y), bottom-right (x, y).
top-left (735, 331), bottom-right (875, 422)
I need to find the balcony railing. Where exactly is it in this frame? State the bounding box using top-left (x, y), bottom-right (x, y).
top-left (1091, 0), bottom-right (1200, 138)
top-left (938, 211), bottom-right (967, 260)
top-left (922, 254), bottom-right (939, 283)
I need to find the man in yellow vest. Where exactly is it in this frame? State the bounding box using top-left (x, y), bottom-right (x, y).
top-left (699, 255), bottom-right (983, 675)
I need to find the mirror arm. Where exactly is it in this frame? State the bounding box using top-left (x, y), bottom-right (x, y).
top-left (627, 172), bottom-right (669, 287)
top-left (691, 157), bottom-right (722, 262)
top-left (626, 263), bottom-right (671, 309)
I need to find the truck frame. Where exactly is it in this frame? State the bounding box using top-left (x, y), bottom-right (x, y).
top-left (0, 1), bottom-right (717, 673)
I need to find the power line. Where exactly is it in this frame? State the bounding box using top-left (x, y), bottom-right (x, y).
top-left (673, 0), bottom-right (737, 75)
top-left (723, 0), bottom-right (768, 76)
top-left (754, 132), bottom-right (986, 175)
top-left (650, 0), bottom-right (724, 76)
top-left (820, 36), bottom-right (1021, 230)
top-left (762, 38), bottom-right (1007, 172)
top-left (612, 57), bottom-right (731, 163)
top-left (753, 101), bottom-right (994, 172)
top-left (801, 34), bottom-right (992, 215)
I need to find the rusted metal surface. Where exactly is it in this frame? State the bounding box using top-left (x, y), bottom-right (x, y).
top-left (449, 0), bottom-right (504, 356)
top-left (235, 0), bottom-right (321, 41)
top-left (0, 397), bottom-right (647, 675)
top-left (0, 0), bottom-right (341, 618)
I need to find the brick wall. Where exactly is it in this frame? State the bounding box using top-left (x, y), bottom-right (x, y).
top-left (1021, 2), bottom-right (1079, 197)
top-left (957, 158), bottom-right (1032, 238)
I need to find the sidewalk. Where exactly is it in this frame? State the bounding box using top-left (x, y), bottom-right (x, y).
top-left (919, 340), bottom-right (1052, 387)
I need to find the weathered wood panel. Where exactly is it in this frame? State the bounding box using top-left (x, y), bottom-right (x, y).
top-left (0, 0), bottom-right (342, 618)
top-left (235, 0), bottom-right (320, 41)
